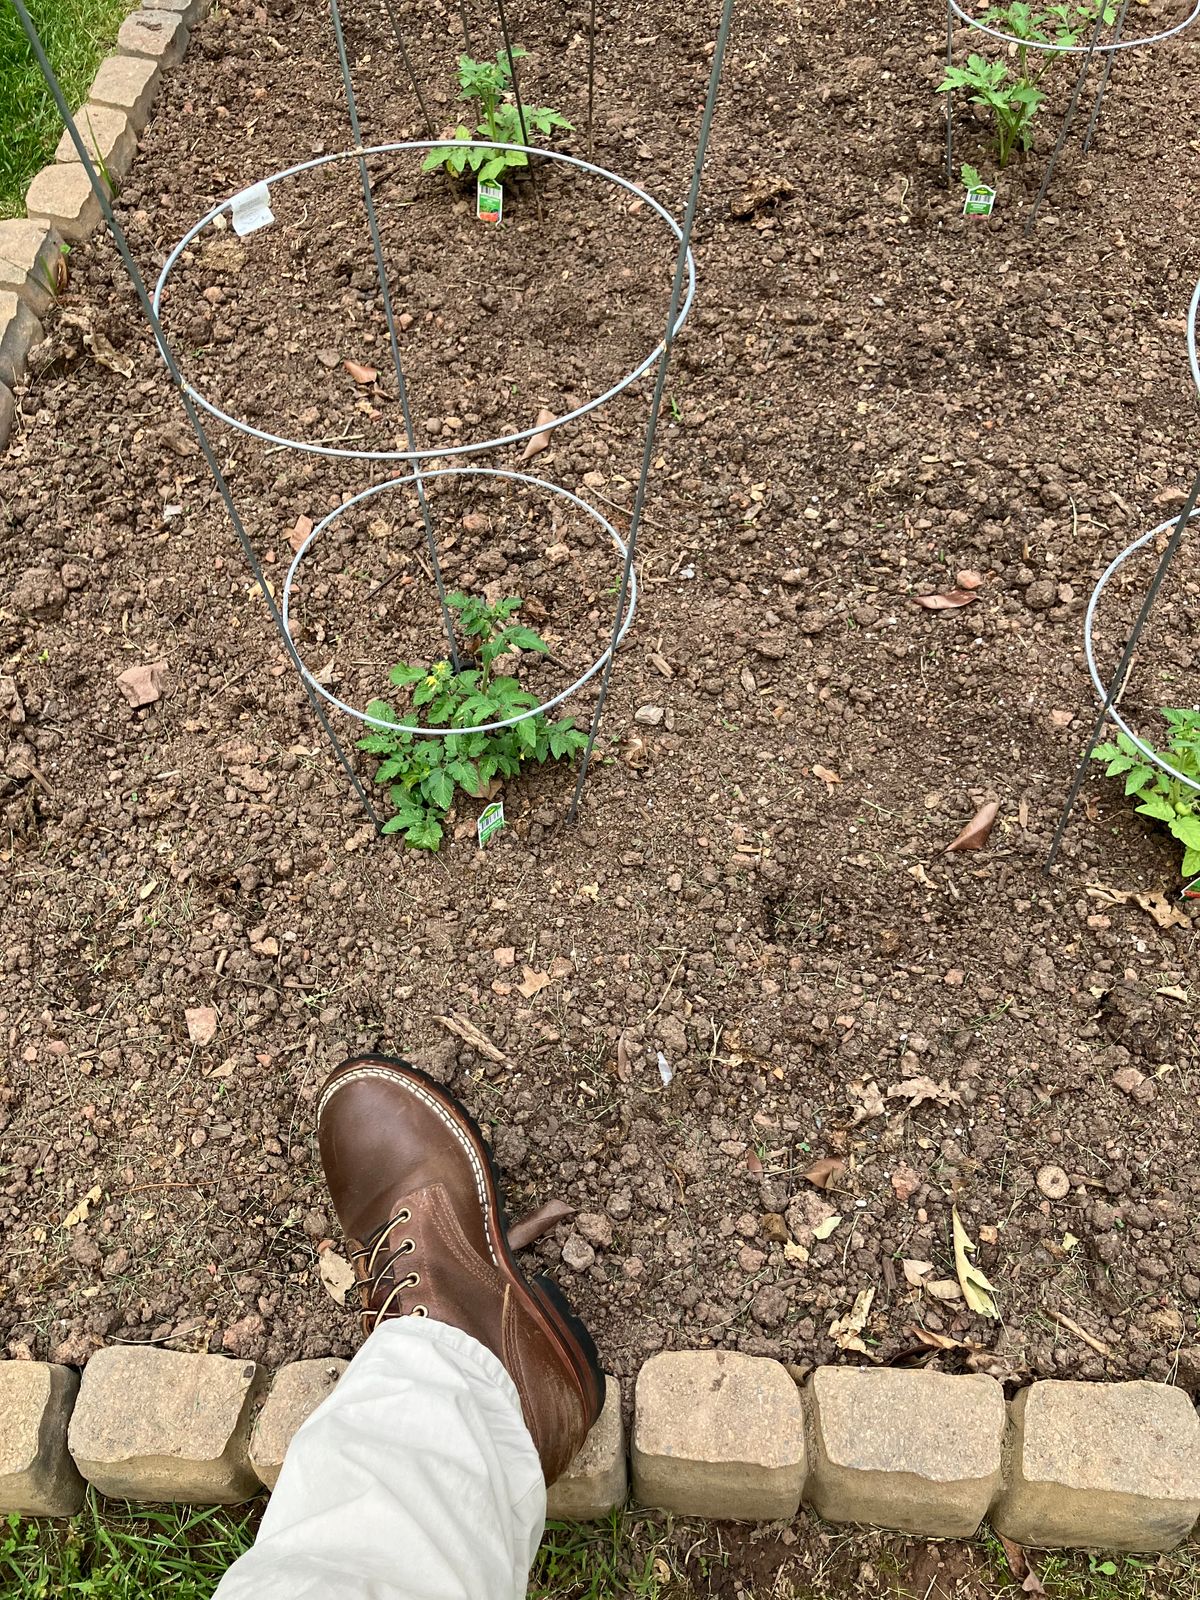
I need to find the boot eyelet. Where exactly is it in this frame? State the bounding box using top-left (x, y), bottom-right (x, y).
top-left (412, 1305), bottom-right (429, 1317)
top-left (396, 1208), bottom-right (411, 1223)
top-left (400, 1239), bottom-right (414, 1254)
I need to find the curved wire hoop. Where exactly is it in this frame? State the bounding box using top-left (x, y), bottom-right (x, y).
top-left (153, 140), bottom-right (697, 463)
top-left (947, 0), bottom-right (1200, 53)
top-left (280, 466), bottom-right (639, 733)
top-left (1084, 511), bottom-right (1200, 794)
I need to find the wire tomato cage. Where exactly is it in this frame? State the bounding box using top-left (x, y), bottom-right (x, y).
top-left (1048, 275), bottom-right (1200, 868)
top-left (943, 0), bottom-right (1200, 233)
top-left (10, 0), bottom-right (735, 837)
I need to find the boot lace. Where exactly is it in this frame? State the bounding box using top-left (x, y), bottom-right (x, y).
top-left (350, 1206), bottom-right (429, 1329)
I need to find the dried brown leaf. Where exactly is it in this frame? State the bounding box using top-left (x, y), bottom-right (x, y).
top-left (746, 1149), bottom-right (764, 1176)
top-left (616, 1030), bottom-right (635, 1083)
top-left (828, 1286), bottom-right (875, 1353)
top-left (90, 329), bottom-right (133, 379)
top-left (507, 1198), bottom-right (574, 1250)
top-left (318, 1248), bottom-right (356, 1306)
top-left (812, 763), bottom-right (841, 793)
top-left (955, 569), bottom-right (984, 590)
top-left (517, 966), bottom-right (552, 999)
top-left (902, 1258), bottom-right (933, 1288)
top-left (946, 801), bottom-right (999, 852)
top-left (1085, 882), bottom-right (1191, 930)
top-left (914, 588), bottom-right (978, 611)
top-left (803, 1157), bottom-right (845, 1190)
top-left (344, 360), bottom-right (378, 385)
top-left (287, 514), bottom-right (314, 554)
top-left (520, 407), bottom-right (556, 462)
top-left (887, 1075), bottom-right (960, 1108)
top-left (925, 1277), bottom-right (964, 1302)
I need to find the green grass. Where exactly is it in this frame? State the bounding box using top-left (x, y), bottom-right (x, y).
top-left (0, 0), bottom-right (134, 218)
top-left (1, 1494), bottom-right (258, 1598)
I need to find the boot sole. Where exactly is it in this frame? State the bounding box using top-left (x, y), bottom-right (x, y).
top-left (319, 1053), bottom-right (606, 1432)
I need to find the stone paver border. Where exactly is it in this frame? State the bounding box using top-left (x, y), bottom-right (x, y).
top-left (3, 1345), bottom-right (1200, 1555)
top-left (0, 0), bottom-right (210, 450)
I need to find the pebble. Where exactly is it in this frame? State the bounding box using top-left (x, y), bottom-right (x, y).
top-left (576, 1211), bottom-right (613, 1249)
top-left (560, 1234), bottom-right (595, 1272)
top-left (750, 1285), bottom-right (788, 1327)
top-left (634, 705), bottom-right (664, 726)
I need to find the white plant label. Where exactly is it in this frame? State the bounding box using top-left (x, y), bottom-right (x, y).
top-left (231, 182), bottom-right (275, 236)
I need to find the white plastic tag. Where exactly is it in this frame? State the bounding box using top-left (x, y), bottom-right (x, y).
top-left (231, 182), bottom-right (275, 237)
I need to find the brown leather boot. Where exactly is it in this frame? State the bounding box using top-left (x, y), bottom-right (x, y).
top-left (317, 1053), bottom-right (604, 1484)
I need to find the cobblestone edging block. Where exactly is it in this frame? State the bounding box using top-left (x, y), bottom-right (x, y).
top-left (249, 1359), bottom-right (348, 1491)
top-left (547, 1377), bottom-right (628, 1521)
top-left (5, 1347), bottom-right (1200, 1554)
top-left (632, 1350), bottom-right (807, 1521)
top-left (806, 1366), bottom-right (1006, 1538)
top-left (992, 1379), bottom-right (1200, 1552)
top-left (68, 1347), bottom-right (264, 1504)
top-left (0, 1363), bottom-right (85, 1516)
top-left (2, 0), bottom-right (202, 452)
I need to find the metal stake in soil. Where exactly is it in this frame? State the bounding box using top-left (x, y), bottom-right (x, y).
top-left (5, 0), bottom-right (383, 831)
top-left (495, 0), bottom-right (543, 222)
top-left (1024, 0), bottom-right (1107, 235)
top-left (587, 0), bottom-right (598, 159)
top-left (379, 0), bottom-right (439, 142)
top-left (329, 0), bottom-right (462, 670)
top-left (569, 0), bottom-right (736, 823)
top-left (1046, 467), bottom-right (1200, 870)
top-left (945, 0), bottom-right (955, 188)
top-left (1082, 0), bottom-right (1132, 151)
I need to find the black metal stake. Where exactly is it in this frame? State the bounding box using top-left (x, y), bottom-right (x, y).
top-left (495, 0), bottom-right (544, 222)
top-left (6, 0), bottom-right (383, 832)
top-left (587, 0), bottom-right (598, 160)
top-left (1083, 0), bottom-right (1132, 151)
top-left (1025, 1), bottom-right (1108, 235)
top-left (945, 0), bottom-right (955, 188)
top-left (569, 0), bottom-right (736, 822)
top-left (329, 0), bottom-right (461, 671)
top-left (380, 0), bottom-right (438, 141)
top-left (1046, 469), bottom-right (1200, 869)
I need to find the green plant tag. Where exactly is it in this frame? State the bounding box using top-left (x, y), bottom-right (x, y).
top-left (477, 179), bottom-right (503, 224)
top-left (963, 183), bottom-right (996, 218)
top-left (477, 800), bottom-right (505, 846)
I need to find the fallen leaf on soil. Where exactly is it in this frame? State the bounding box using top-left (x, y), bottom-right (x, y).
top-left (955, 569), bottom-right (984, 590)
top-left (1085, 882), bottom-right (1191, 930)
top-left (914, 588), bottom-right (977, 611)
top-left (185, 1006), bottom-right (218, 1046)
top-left (116, 659), bottom-right (167, 708)
top-left (520, 407), bottom-right (556, 461)
top-left (624, 733), bottom-right (650, 769)
top-left (812, 763), bottom-right (841, 793)
top-left (436, 1012), bottom-right (506, 1064)
top-left (1156, 984), bottom-right (1188, 1001)
top-left (902, 1259), bottom-right (933, 1287)
top-left (997, 1534), bottom-right (1046, 1594)
top-left (906, 1325), bottom-right (980, 1353)
top-left (828, 1286), bottom-right (875, 1354)
top-left (507, 1198), bottom-right (574, 1250)
top-left (952, 1207), bottom-right (999, 1319)
top-left (746, 1149), bottom-right (764, 1176)
top-left (517, 966), bottom-right (552, 999)
top-left (318, 1249), bottom-right (356, 1306)
top-left (648, 652), bottom-right (673, 678)
top-left (90, 329), bottom-right (133, 379)
top-left (925, 1277), bottom-right (964, 1302)
top-left (344, 360), bottom-right (378, 385)
top-left (946, 800), bottom-right (999, 852)
top-left (812, 1215), bottom-right (842, 1241)
top-left (62, 1185), bottom-right (102, 1229)
top-left (891, 1162), bottom-right (921, 1202)
top-left (803, 1157), bottom-right (845, 1189)
top-left (887, 1075), bottom-right (961, 1108)
top-left (848, 1078), bottom-right (885, 1124)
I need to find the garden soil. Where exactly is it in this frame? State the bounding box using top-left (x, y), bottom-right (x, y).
top-left (3, 0), bottom-right (1200, 1445)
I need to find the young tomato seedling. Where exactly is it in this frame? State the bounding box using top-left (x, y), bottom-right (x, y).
top-left (423, 47), bottom-right (572, 187)
top-left (359, 591), bottom-right (588, 849)
top-left (939, 1), bottom-right (1116, 167)
top-left (1092, 709), bottom-right (1200, 885)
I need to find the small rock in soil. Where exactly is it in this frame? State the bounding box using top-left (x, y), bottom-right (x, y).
top-left (561, 1234), bottom-right (596, 1273)
top-left (1036, 1164), bottom-right (1070, 1200)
